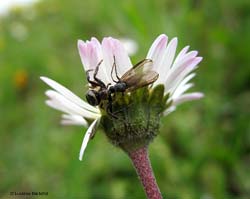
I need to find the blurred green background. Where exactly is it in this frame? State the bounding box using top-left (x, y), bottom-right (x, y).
top-left (1, 0), bottom-right (250, 198)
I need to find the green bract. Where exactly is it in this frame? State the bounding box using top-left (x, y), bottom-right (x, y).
top-left (100, 85), bottom-right (171, 153)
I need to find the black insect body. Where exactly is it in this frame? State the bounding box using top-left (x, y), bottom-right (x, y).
top-left (85, 88), bottom-right (108, 106)
top-left (85, 58), bottom-right (159, 116)
top-left (108, 82), bottom-right (127, 94)
top-left (85, 60), bottom-right (109, 106)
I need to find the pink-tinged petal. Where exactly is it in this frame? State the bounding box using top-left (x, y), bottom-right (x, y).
top-left (167, 54), bottom-right (198, 94)
top-left (79, 118), bottom-right (100, 161)
top-left (173, 45), bottom-right (190, 64)
top-left (87, 38), bottom-right (110, 85)
top-left (102, 37), bottom-right (115, 83)
top-left (164, 56), bottom-right (202, 92)
top-left (85, 42), bottom-right (95, 68)
top-left (146, 34), bottom-right (168, 71)
top-left (90, 37), bottom-right (102, 52)
top-left (172, 50), bottom-right (198, 71)
top-left (172, 92), bottom-right (204, 106)
top-left (102, 37), bottom-right (132, 82)
top-left (78, 38), bottom-right (102, 72)
top-left (170, 57), bottom-right (202, 92)
top-left (147, 34), bottom-right (168, 58)
top-left (78, 40), bottom-right (89, 71)
top-left (156, 37), bottom-right (178, 84)
top-left (112, 39), bottom-right (132, 75)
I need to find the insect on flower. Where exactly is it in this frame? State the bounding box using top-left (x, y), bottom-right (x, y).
top-left (41, 35), bottom-right (203, 161)
top-left (85, 57), bottom-right (159, 115)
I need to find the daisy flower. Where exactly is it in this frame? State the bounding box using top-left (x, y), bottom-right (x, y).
top-left (41, 34), bottom-right (203, 199)
top-left (41, 34), bottom-right (203, 161)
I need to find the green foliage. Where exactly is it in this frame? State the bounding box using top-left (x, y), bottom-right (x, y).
top-left (0, 0), bottom-right (249, 198)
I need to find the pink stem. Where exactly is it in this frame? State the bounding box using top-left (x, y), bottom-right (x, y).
top-left (128, 146), bottom-right (162, 199)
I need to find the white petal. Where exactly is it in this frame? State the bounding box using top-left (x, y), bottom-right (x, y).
top-left (45, 90), bottom-right (100, 119)
top-left (172, 92), bottom-right (204, 106)
top-left (164, 57), bottom-right (202, 92)
top-left (170, 73), bottom-right (196, 97)
top-left (163, 106), bottom-right (176, 116)
top-left (113, 38), bottom-right (133, 74)
top-left (46, 99), bottom-right (75, 115)
top-left (173, 45), bottom-right (190, 64)
top-left (168, 57), bottom-right (202, 93)
top-left (78, 40), bottom-right (89, 71)
top-left (78, 38), bottom-right (102, 71)
top-left (146, 34), bottom-right (168, 71)
top-left (171, 51), bottom-right (198, 71)
top-left (172, 83), bottom-right (194, 99)
top-left (62, 114), bottom-right (80, 120)
top-left (101, 38), bottom-right (116, 84)
top-left (102, 37), bottom-right (132, 82)
top-left (155, 37), bottom-right (178, 84)
top-left (61, 120), bottom-right (86, 126)
top-left (78, 38), bottom-right (111, 85)
top-left (79, 118), bottom-right (100, 161)
top-left (40, 76), bottom-right (100, 114)
top-left (147, 34), bottom-right (168, 58)
top-left (61, 114), bottom-right (88, 126)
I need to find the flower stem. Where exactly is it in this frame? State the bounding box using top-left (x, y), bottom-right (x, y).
top-left (128, 146), bottom-right (162, 199)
